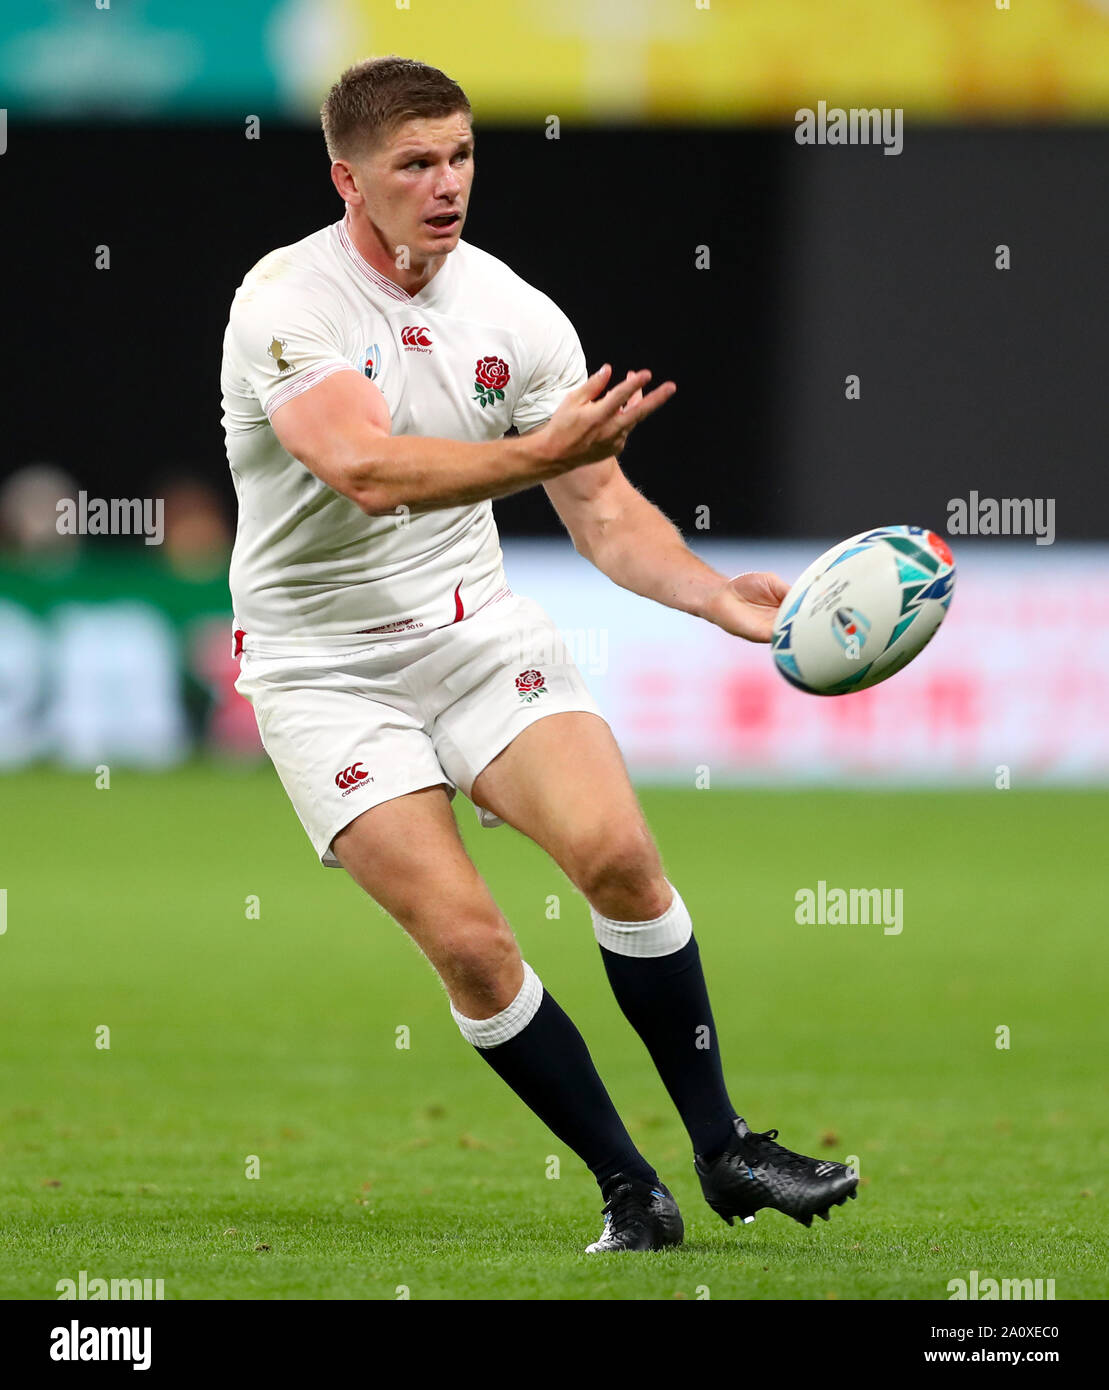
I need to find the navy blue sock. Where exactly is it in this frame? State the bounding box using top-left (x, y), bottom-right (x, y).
top-left (469, 989), bottom-right (658, 1189)
top-left (600, 936), bottom-right (738, 1161)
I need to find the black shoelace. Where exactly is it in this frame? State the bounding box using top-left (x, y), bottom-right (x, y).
top-left (601, 1181), bottom-right (650, 1227)
top-left (742, 1127), bottom-right (816, 1176)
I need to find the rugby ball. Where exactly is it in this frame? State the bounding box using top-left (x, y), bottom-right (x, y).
top-left (771, 525), bottom-right (955, 695)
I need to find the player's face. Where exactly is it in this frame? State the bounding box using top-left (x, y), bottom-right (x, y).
top-left (358, 113), bottom-right (474, 263)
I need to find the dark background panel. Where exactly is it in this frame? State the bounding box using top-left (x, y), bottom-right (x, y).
top-left (2, 121), bottom-right (1106, 539)
top-left (769, 127), bottom-right (1109, 539)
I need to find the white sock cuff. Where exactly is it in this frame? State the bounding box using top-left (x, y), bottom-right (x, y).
top-left (450, 960), bottom-right (544, 1048)
top-left (590, 880), bottom-right (693, 959)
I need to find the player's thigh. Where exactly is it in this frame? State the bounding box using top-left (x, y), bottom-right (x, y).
top-left (470, 711), bottom-right (669, 917)
top-left (242, 664), bottom-right (522, 1007)
top-left (331, 785), bottom-right (521, 990)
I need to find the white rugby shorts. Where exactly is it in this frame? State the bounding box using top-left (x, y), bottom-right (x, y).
top-left (234, 591), bottom-right (603, 866)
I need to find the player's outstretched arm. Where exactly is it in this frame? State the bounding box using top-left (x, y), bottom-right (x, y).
top-left (269, 363), bottom-right (675, 516)
top-left (543, 388), bottom-right (788, 642)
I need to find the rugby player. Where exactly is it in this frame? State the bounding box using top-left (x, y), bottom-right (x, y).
top-left (221, 56), bottom-right (858, 1251)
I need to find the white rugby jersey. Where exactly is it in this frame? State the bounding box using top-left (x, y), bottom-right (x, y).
top-left (220, 216), bottom-right (587, 646)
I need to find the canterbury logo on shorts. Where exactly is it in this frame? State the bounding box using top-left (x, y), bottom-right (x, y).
top-left (334, 762), bottom-right (372, 794)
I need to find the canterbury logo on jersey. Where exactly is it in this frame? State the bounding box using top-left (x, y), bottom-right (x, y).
top-left (335, 762), bottom-right (373, 794)
top-left (400, 326), bottom-right (433, 351)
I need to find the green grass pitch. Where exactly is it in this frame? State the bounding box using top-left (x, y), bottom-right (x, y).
top-left (1, 767), bottom-right (1105, 1300)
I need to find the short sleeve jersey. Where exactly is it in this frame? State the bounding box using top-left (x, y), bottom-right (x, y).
top-left (220, 217), bottom-right (587, 642)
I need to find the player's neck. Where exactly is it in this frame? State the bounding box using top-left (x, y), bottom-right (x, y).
top-left (343, 210), bottom-right (446, 298)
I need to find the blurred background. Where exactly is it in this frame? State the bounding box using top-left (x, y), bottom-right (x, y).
top-left (2, 0), bottom-right (1108, 783)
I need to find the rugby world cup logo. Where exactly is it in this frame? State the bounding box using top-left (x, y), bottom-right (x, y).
top-left (363, 343), bottom-right (382, 381)
top-left (267, 337), bottom-right (292, 373)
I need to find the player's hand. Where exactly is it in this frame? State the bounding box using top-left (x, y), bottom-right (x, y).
top-left (537, 364), bottom-right (676, 471)
top-left (702, 571), bottom-right (791, 643)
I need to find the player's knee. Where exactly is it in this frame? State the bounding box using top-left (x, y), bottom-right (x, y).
top-left (436, 918), bottom-right (521, 1012)
top-left (571, 824), bottom-right (667, 922)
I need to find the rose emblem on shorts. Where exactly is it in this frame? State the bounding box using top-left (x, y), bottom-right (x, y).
top-left (474, 355), bottom-right (510, 408)
top-left (515, 668), bottom-right (547, 702)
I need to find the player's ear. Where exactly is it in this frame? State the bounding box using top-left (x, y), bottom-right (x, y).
top-left (330, 160), bottom-right (361, 206)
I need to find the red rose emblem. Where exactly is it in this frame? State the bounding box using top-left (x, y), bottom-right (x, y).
top-left (476, 356), bottom-right (510, 391)
top-left (515, 669), bottom-right (546, 699)
top-left (474, 356), bottom-right (510, 408)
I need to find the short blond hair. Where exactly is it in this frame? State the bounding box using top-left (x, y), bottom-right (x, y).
top-left (321, 56), bottom-right (472, 161)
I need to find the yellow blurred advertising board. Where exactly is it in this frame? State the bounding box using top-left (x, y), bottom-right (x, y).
top-left (323, 0), bottom-right (1109, 121)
